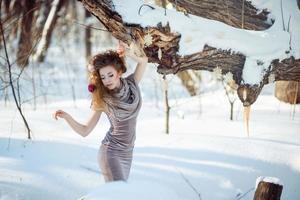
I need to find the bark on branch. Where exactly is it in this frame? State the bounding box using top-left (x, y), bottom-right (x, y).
top-left (79, 0), bottom-right (300, 106)
top-left (168, 0), bottom-right (272, 30)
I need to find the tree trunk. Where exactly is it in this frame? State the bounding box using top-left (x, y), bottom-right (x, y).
top-left (168, 0), bottom-right (272, 30)
top-left (35, 0), bottom-right (51, 35)
top-left (33, 0), bottom-right (65, 62)
top-left (85, 9), bottom-right (92, 60)
top-left (163, 76), bottom-right (170, 134)
top-left (16, 0), bottom-right (36, 67)
top-left (254, 180), bottom-right (283, 200)
top-left (6, 0), bottom-right (22, 40)
top-left (3, 0), bottom-right (10, 18)
top-left (177, 70), bottom-right (199, 96)
top-left (230, 101), bottom-right (234, 120)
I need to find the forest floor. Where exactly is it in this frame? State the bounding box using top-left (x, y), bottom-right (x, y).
top-left (1, 86), bottom-right (300, 200)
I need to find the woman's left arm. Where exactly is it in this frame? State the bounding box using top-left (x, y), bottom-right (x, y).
top-left (118, 41), bottom-right (148, 84)
top-left (129, 53), bottom-right (148, 84)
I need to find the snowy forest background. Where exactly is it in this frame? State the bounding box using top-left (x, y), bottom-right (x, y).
top-left (0, 0), bottom-right (300, 200)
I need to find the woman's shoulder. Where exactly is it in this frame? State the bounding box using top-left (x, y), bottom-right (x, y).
top-left (125, 73), bottom-right (137, 85)
top-left (90, 100), bottom-right (108, 112)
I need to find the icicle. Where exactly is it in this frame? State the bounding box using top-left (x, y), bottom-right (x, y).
top-left (158, 47), bottom-right (162, 60)
top-left (242, 88), bottom-right (247, 101)
top-left (244, 106), bottom-right (251, 137)
top-left (292, 82), bottom-right (299, 120)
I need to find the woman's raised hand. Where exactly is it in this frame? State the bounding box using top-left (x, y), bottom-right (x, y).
top-left (53, 110), bottom-right (69, 120)
top-left (117, 41), bottom-right (129, 57)
top-left (117, 40), bottom-right (147, 61)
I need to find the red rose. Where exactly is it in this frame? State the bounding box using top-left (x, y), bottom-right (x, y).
top-left (88, 84), bottom-right (96, 92)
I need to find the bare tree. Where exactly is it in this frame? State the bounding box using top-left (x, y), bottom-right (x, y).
top-left (221, 79), bottom-right (237, 121)
top-left (85, 9), bottom-right (92, 60)
top-left (16, 0), bottom-right (36, 67)
top-left (33, 0), bottom-right (65, 62)
top-left (162, 75), bottom-right (171, 134)
top-left (177, 70), bottom-right (200, 96)
top-left (0, 12), bottom-right (31, 139)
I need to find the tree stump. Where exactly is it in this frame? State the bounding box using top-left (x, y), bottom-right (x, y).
top-left (253, 177), bottom-right (283, 200)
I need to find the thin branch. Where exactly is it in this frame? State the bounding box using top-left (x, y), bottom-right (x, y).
top-left (221, 77), bottom-right (237, 105)
top-left (175, 167), bottom-right (202, 200)
top-left (3, 5), bottom-right (41, 33)
top-left (138, 4), bottom-right (155, 16)
top-left (235, 187), bottom-right (255, 200)
top-left (287, 15), bottom-right (292, 51)
top-left (72, 19), bottom-right (110, 32)
top-left (21, 94), bottom-right (46, 105)
top-left (0, 11), bottom-right (31, 139)
top-left (280, 0), bottom-right (285, 31)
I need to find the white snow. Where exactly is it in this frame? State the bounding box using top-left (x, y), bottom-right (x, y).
top-left (1, 70), bottom-right (300, 200)
top-left (242, 58), bottom-right (270, 85)
top-left (255, 176), bottom-right (283, 189)
top-left (1, 1), bottom-right (300, 200)
top-left (112, 0), bottom-right (300, 85)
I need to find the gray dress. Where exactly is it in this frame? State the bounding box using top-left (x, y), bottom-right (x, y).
top-left (99, 74), bottom-right (141, 182)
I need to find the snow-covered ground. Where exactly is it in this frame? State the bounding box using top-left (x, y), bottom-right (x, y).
top-left (1, 78), bottom-right (300, 200)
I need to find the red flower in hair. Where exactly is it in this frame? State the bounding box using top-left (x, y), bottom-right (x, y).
top-left (88, 84), bottom-right (96, 93)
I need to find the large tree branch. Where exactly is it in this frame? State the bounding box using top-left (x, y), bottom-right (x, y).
top-left (79, 0), bottom-right (300, 106)
top-left (167, 0), bottom-right (272, 30)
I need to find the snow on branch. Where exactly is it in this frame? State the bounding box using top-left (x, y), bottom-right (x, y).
top-left (79, 0), bottom-right (300, 106)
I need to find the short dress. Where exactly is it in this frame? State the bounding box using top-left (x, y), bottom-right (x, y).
top-left (98, 74), bottom-right (142, 182)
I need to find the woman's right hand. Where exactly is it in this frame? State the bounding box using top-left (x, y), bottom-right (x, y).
top-left (117, 41), bottom-right (128, 57)
top-left (53, 110), bottom-right (69, 120)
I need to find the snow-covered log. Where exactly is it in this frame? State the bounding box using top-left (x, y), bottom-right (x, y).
top-left (79, 0), bottom-right (300, 106)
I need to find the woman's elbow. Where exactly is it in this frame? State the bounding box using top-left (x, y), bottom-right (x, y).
top-left (82, 130), bottom-right (92, 137)
top-left (80, 126), bottom-right (91, 137)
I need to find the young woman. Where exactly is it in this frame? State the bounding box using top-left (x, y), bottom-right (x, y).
top-left (53, 42), bottom-right (148, 182)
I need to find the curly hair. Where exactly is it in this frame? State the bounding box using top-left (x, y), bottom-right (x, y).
top-left (88, 50), bottom-right (127, 111)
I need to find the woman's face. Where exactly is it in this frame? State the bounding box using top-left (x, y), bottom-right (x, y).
top-left (99, 65), bottom-right (122, 90)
